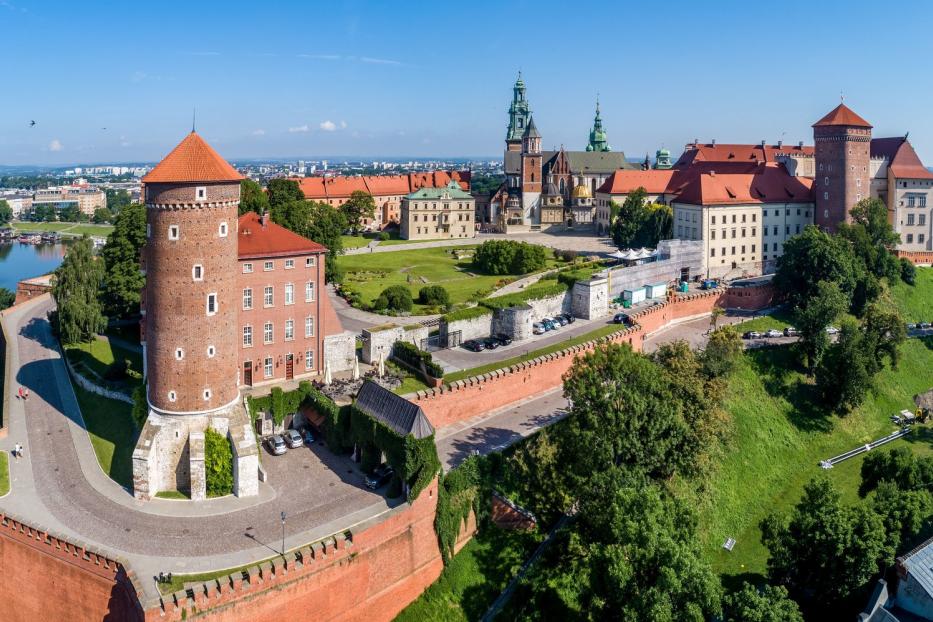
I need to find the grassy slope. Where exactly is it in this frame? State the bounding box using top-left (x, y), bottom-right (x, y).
top-left (12, 221), bottom-right (114, 237)
top-left (336, 246), bottom-right (561, 314)
top-left (0, 452), bottom-right (8, 497)
top-left (732, 307), bottom-right (797, 333)
top-left (891, 266), bottom-right (933, 322)
top-left (66, 337), bottom-right (143, 377)
top-left (394, 528), bottom-right (540, 622)
top-left (71, 383), bottom-right (138, 488)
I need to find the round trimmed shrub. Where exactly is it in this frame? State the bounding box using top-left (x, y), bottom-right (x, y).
top-left (418, 285), bottom-right (450, 306)
top-left (378, 285), bottom-right (413, 312)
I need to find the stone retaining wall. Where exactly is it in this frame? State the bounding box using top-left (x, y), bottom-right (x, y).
top-left (61, 352), bottom-right (134, 404)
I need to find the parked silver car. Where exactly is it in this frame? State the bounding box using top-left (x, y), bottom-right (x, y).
top-left (266, 434), bottom-right (287, 455)
top-left (284, 429), bottom-right (303, 449)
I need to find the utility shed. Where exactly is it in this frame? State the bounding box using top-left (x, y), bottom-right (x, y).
top-left (354, 381), bottom-right (435, 439)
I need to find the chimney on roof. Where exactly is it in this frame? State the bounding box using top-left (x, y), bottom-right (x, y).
top-left (798, 140), bottom-right (804, 149)
top-left (777, 140), bottom-right (783, 148)
top-left (261, 211), bottom-right (269, 228)
top-left (693, 138), bottom-right (699, 146)
top-left (709, 170), bottom-right (715, 177)
top-left (711, 139), bottom-right (716, 146)
top-left (760, 140), bottom-right (766, 147)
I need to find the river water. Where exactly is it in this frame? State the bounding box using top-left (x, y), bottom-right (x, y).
top-left (0, 241), bottom-right (69, 292)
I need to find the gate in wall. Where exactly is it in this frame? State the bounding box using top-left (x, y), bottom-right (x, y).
top-left (420, 329), bottom-right (462, 351)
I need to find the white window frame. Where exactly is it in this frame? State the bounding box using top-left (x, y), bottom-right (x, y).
top-left (243, 262), bottom-right (253, 274)
top-left (196, 186), bottom-right (207, 201)
top-left (305, 256), bottom-right (315, 268)
top-left (285, 319), bottom-right (294, 341)
top-left (168, 390), bottom-right (177, 402)
top-left (203, 388), bottom-right (212, 401)
top-left (263, 286), bottom-right (273, 307)
top-left (263, 260), bottom-right (274, 271)
top-left (264, 321), bottom-right (273, 344)
top-left (175, 348), bottom-right (184, 360)
top-left (305, 316), bottom-right (314, 338)
top-left (305, 350), bottom-right (314, 370)
top-left (305, 281), bottom-right (314, 302)
top-left (243, 325), bottom-right (253, 347)
top-left (243, 288), bottom-right (253, 310)
top-left (207, 345), bottom-right (216, 358)
top-left (192, 264), bottom-right (203, 281)
top-left (168, 225), bottom-right (180, 241)
top-left (206, 293), bottom-right (218, 316)
top-left (219, 221), bottom-right (228, 237)
top-left (285, 283), bottom-right (294, 305)
top-left (284, 259), bottom-right (295, 269)
top-left (264, 357), bottom-right (273, 379)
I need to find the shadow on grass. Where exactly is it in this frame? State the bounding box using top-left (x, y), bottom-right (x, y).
top-left (917, 335), bottom-right (933, 353)
top-left (745, 347), bottom-right (832, 433)
top-left (719, 570), bottom-right (769, 595)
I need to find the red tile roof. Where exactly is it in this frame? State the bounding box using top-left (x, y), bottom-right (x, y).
top-left (872, 137), bottom-right (933, 180)
top-left (676, 143), bottom-right (814, 167)
top-left (237, 212), bottom-right (326, 259)
top-left (293, 171), bottom-right (470, 201)
top-left (598, 169), bottom-right (678, 195)
top-left (142, 132), bottom-right (243, 183)
top-left (675, 163), bottom-right (813, 206)
top-left (812, 103), bottom-right (872, 128)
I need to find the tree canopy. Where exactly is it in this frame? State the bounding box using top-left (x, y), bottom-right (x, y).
top-left (100, 202), bottom-right (147, 319)
top-left (341, 191), bottom-right (377, 231)
top-left (266, 178), bottom-right (304, 208)
top-left (52, 236), bottom-right (107, 344)
top-left (793, 279), bottom-right (847, 373)
top-left (0, 287), bottom-right (15, 311)
top-left (774, 226), bottom-right (860, 312)
top-left (472, 239), bottom-right (548, 275)
top-left (105, 188), bottom-right (132, 213)
top-left (0, 199), bottom-right (12, 224)
top-left (270, 199), bottom-right (348, 282)
top-left (722, 582), bottom-right (803, 622)
top-left (239, 178), bottom-right (270, 216)
top-left (609, 187), bottom-right (673, 249)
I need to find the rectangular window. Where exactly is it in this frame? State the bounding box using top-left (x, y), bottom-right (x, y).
top-left (908, 214), bottom-right (916, 226)
top-left (731, 229), bottom-right (736, 239)
top-left (305, 316), bottom-right (314, 337)
top-left (710, 248), bottom-right (716, 257)
top-left (285, 283), bottom-right (294, 305)
top-left (920, 234), bottom-right (926, 244)
top-left (206, 293), bottom-right (217, 316)
top-left (908, 196), bottom-right (916, 207)
top-left (264, 321), bottom-right (273, 344)
top-left (264, 260), bottom-right (274, 271)
top-left (305, 350), bottom-right (314, 370)
top-left (168, 225), bottom-right (180, 240)
top-left (907, 233), bottom-right (914, 243)
top-left (920, 214), bottom-right (927, 226)
top-left (752, 213), bottom-right (757, 222)
top-left (285, 259), bottom-right (295, 269)
top-left (243, 288), bottom-right (252, 310)
top-left (711, 230), bottom-right (716, 240)
top-left (264, 357), bottom-right (273, 379)
top-left (751, 244), bottom-right (756, 253)
top-left (741, 245), bottom-right (746, 254)
top-left (285, 319), bottom-right (294, 341)
top-left (786, 226), bottom-right (790, 235)
top-left (731, 246), bottom-right (735, 255)
top-left (741, 228), bottom-right (746, 237)
top-left (243, 263), bottom-right (253, 274)
top-left (920, 196), bottom-right (927, 208)
top-left (305, 281), bottom-right (314, 302)
top-left (306, 256), bottom-right (316, 267)
top-left (711, 215), bottom-right (716, 225)
top-left (243, 325), bottom-right (252, 347)
top-left (742, 214), bottom-right (746, 223)
top-left (796, 224), bottom-right (801, 234)
top-left (264, 286), bottom-right (273, 307)
top-left (773, 226), bottom-right (778, 236)
top-left (751, 228), bottom-right (756, 237)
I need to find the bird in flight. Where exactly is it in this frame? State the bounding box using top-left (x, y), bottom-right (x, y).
top-left (29, 120), bottom-right (36, 127)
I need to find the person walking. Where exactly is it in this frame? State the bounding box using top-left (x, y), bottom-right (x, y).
top-left (13, 443), bottom-right (21, 460)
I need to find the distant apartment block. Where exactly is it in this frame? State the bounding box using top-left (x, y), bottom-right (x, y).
top-left (31, 184), bottom-right (106, 217)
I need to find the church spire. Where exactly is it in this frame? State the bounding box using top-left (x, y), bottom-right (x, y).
top-left (506, 72), bottom-right (532, 147)
top-left (586, 97), bottom-right (611, 152)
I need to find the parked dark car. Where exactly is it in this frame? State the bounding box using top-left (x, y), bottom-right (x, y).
top-left (495, 333), bottom-right (513, 346)
top-left (560, 313), bottom-right (575, 324)
top-left (553, 315), bottom-right (568, 327)
top-left (613, 312), bottom-right (633, 326)
top-left (543, 319), bottom-right (557, 330)
top-left (301, 427), bottom-right (315, 446)
top-left (483, 337), bottom-right (500, 350)
top-left (462, 339), bottom-right (485, 352)
top-left (365, 464), bottom-right (395, 490)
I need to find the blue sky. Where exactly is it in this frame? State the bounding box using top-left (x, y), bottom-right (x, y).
top-left (4, 0), bottom-right (933, 166)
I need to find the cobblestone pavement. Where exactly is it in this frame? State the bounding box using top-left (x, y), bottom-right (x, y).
top-left (0, 297), bottom-right (396, 601)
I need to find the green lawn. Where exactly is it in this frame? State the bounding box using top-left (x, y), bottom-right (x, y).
top-left (155, 490), bottom-right (190, 500)
top-left (71, 383), bottom-right (138, 488)
top-left (64, 337), bottom-right (143, 395)
top-left (443, 323), bottom-right (622, 384)
top-left (341, 235), bottom-right (374, 250)
top-left (0, 452), bottom-right (9, 497)
top-left (694, 337), bottom-right (933, 579)
top-left (891, 266), bottom-right (933, 322)
top-left (337, 246), bottom-right (562, 314)
top-left (394, 527), bottom-right (541, 622)
top-left (732, 308), bottom-right (796, 333)
top-left (12, 221), bottom-right (114, 237)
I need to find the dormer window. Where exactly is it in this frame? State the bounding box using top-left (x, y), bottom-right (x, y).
top-left (196, 186), bottom-right (207, 201)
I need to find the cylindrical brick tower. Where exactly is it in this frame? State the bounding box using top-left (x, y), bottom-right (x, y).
top-left (141, 132), bottom-right (244, 415)
top-left (813, 102), bottom-right (873, 233)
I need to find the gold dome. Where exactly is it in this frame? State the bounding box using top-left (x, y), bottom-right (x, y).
top-left (571, 184), bottom-right (592, 199)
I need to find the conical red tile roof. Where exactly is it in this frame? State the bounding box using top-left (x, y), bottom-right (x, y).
top-left (812, 103), bottom-right (872, 128)
top-left (142, 132), bottom-right (243, 183)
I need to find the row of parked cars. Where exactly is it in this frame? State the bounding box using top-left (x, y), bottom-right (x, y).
top-left (462, 333), bottom-right (513, 352)
top-left (264, 427), bottom-right (315, 455)
top-left (907, 322), bottom-right (932, 330)
top-left (533, 313), bottom-right (576, 335)
top-left (742, 326), bottom-right (841, 339)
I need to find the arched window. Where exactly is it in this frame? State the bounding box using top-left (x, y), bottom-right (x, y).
top-left (559, 179), bottom-right (565, 194)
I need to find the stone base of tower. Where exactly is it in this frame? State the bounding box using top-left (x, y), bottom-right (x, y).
top-left (131, 400), bottom-right (259, 501)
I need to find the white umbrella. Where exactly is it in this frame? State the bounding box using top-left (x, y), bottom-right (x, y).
top-left (378, 351), bottom-right (386, 378)
top-left (609, 249), bottom-right (627, 259)
top-left (622, 249), bottom-right (638, 260)
top-left (635, 248), bottom-right (652, 259)
top-left (323, 361), bottom-right (332, 385)
top-left (352, 357), bottom-right (360, 380)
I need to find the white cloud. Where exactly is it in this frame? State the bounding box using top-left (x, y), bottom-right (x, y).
top-left (252, 129), bottom-right (266, 136)
top-left (298, 53), bottom-right (341, 60)
top-left (119, 135), bottom-right (131, 147)
top-left (48, 139), bottom-right (63, 152)
top-left (131, 71), bottom-right (147, 83)
top-left (288, 125), bottom-right (309, 133)
top-left (361, 56), bottom-right (401, 65)
top-left (339, 120), bottom-right (347, 129)
top-left (319, 120), bottom-right (337, 132)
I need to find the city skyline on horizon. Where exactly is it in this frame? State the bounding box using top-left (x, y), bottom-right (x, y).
top-left (4, 1), bottom-right (933, 166)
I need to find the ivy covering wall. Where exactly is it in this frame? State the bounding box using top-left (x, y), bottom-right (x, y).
top-left (205, 427), bottom-right (233, 497)
top-left (435, 456), bottom-right (488, 564)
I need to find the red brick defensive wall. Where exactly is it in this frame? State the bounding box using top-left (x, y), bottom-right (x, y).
top-left (412, 285), bottom-right (774, 429)
top-left (896, 249), bottom-right (933, 266)
top-left (0, 478), bottom-right (476, 622)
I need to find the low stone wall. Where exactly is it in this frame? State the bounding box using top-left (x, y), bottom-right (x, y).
top-left (0, 511), bottom-right (145, 622)
top-left (440, 312), bottom-right (494, 343)
top-left (896, 249), bottom-right (933, 266)
top-left (491, 492), bottom-right (536, 531)
top-left (61, 352), bottom-right (134, 404)
top-left (361, 323), bottom-right (431, 364)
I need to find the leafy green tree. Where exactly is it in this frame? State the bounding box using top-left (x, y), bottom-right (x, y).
top-left (869, 481), bottom-right (933, 554)
top-left (562, 343), bottom-right (704, 483)
top-left (59, 204), bottom-right (82, 222)
top-left (815, 318), bottom-right (872, 413)
top-left (774, 226), bottom-right (859, 311)
top-left (341, 191), bottom-right (377, 231)
top-left (703, 325), bottom-right (743, 378)
top-left (900, 257), bottom-right (917, 285)
top-left (609, 188), bottom-right (673, 249)
top-left (0, 199), bottom-right (12, 224)
top-left (472, 239), bottom-right (547, 275)
top-left (33, 204), bottom-right (57, 222)
top-left (105, 189), bottom-right (132, 213)
top-left (722, 582), bottom-right (803, 622)
top-left (794, 280), bottom-right (847, 373)
top-left (506, 427), bottom-right (573, 525)
top-left (270, 200), bottom-right (347, 283)
top-left (373, 284), bottom-right (412, 312)
top-left (860, 447), bottom-right (933, 496)
top-left (92, 207), bottom-right (112, 224)
top-left (204, 427), bottom-right (233, 497)
top-left (418, 285), bottom-right (449, 307)
top-left (840, 198), bottom-right (901, 281)
top-left (760, 477), bottom-right (890, 608)
top-left (0, 287), bottom-right (15, 311)
top-left (239, 178), bottom-right (270, 216)
top-left (100, 203), bottom-right (146, 319)
top-left (266, 178), bottom-right (304, 208)
top-left (862, 300), bottom-right (906, 372)
top-left (469, 174), bottom-right (503, 195)
top-left (52, 236), bottom-right (107, 344)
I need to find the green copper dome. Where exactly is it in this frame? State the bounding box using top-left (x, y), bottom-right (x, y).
top-left (586, 99), bottom-right (611, 152)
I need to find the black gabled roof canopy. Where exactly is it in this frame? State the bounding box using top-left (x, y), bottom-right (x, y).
top-left (355, 381), bottom-right (435, 440)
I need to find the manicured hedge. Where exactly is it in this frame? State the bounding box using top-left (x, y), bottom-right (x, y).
top-left (393, 340), bottom-right (443, 379)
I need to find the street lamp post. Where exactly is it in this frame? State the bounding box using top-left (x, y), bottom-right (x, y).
top-left (280, 511), bottom-right (286, 557)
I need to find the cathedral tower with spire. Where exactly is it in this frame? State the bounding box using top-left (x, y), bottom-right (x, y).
top-left (506, 72), bottom-right (531, 153)
top-left (585, 99), bottom-right (611, 152)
